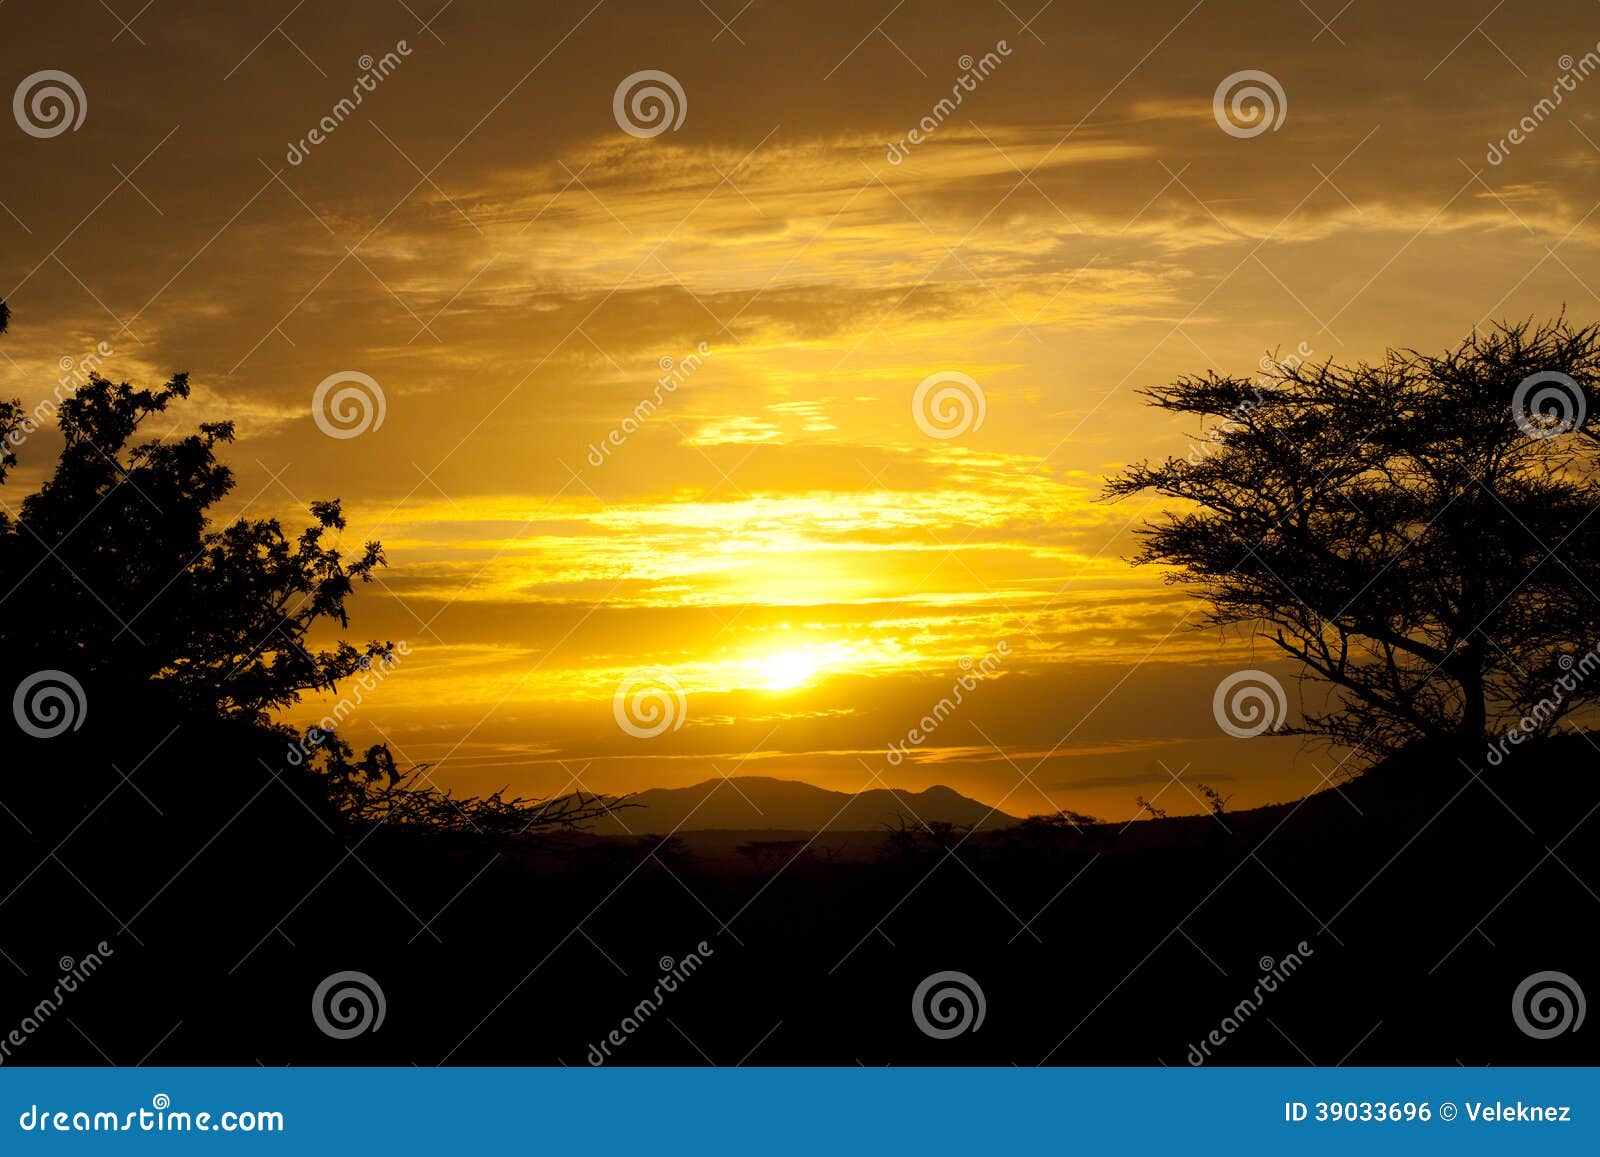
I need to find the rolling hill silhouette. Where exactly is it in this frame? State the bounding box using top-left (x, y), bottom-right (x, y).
top-left (575, 776), bottom-right (1019, 834)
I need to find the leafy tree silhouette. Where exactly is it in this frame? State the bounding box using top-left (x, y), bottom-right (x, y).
top-left (0, 303), bottom-right (618, 833)
top-left (1107, 317), bottom-right (1600, 759)
top-left (3, 370), bottom-right (387, 717)
top-left (1018, 809), bottom-right (1100, 830)
top-left (1194, 782), bottom-right (1231, 817)
top-left (876, 814), bottom-right (972, 862)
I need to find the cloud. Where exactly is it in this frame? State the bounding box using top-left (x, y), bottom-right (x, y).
top-left (4, 0), bottom-right (1597, 814)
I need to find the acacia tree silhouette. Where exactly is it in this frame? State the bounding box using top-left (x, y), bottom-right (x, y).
top-left (1107, 317), bottom-right (1600, 758)
top-left (0, 303), bottom-right (619, 833)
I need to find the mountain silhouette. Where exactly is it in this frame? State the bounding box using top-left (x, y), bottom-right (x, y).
top-left (574, 776), bottom-right (1019, 834)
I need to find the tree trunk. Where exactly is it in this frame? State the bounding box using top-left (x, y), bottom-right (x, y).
top-left (1456, 649), bottom-right (1488, 752)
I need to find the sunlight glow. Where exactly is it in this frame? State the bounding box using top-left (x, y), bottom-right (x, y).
top-left (757, 649), bottom-right (820, 691)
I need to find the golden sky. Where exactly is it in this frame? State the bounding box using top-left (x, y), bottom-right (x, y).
top-left (4, 0), bottom-right (1599, 819)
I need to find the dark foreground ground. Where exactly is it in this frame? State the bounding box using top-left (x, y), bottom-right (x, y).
top-left (3, 727), bottom-right (1596, 1066)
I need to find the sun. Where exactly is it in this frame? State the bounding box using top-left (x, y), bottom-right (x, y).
top-left (757, 649), bottom-right (819, 691)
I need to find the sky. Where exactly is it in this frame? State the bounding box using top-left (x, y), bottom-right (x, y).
top-left (3, 0), bottom-right (1598, 821)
